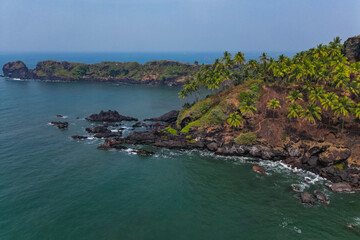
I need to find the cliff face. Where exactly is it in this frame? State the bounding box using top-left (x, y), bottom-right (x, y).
top-left (2, 61), bottom-right (34, 79)
top-left (343, 35), bottom-right (360, 62)
top-left (2, 60), bottom-right (200, 86)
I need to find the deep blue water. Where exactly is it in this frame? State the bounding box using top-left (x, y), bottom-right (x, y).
top-left (0, 77), bottom-right (360, 239)
top-left (0, 51), bottom-right (296, 73)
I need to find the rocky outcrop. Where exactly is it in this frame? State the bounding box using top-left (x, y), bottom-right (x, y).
top-left (253, 165), bottom-right (266, 174)
top-left (314, 190), bottom-right (328, 204)
top-left (86, 110), bottom-right (138, 122)
top-left (144, 110), bottom-right (180, 123)
top-left (318, 147), bottom-right (351, 166)
top-left (329, 182), bottom-right (352, 193)
top-left (343, 35), bottom-right (360, 62)
top-left (300, 192), bottom-right (315, 204)
top-left (2, 61), bottom-right (34, 79)
top-left (50, 121), bottom-right (68, 129)
top-left (71, 135), bottom-right (88, 140)
top-left (85, 126), bottom-right (111, 134)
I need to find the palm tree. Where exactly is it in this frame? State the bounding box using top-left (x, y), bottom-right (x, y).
top-left (332, 96), bottom-right (354, 132)
top-left (259, 52), bottom-right (269, 73)
top-left (227, 112), bottom-right (244, 128)
top-left (239, 98), bottom-right (257, 117)
top-left (309, 86), bottom-right (325, 103)
top-left (287, 103), bottom-right (303, 120)
top-left (301, 103), bottom-right (322, 124)
top-left (354, 103), bottom-right (360, 119)
top-left (234, 51), bottom-right (246, 66)
top-left (320, 92), bottom-right (338, 110)
top-left (267, 98), bottom-right (281, 118)
top-left (286, 90), bottom-right (304, 103)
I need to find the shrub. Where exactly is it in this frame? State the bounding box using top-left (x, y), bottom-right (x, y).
top-left (203, 108), bottom-right (227, 124)
top-left (235, 132), bottom-right (256, 145)
top-left (164, 127), bottom-right (178, 135)
top-left (181, 120), bottom-right (200, 133)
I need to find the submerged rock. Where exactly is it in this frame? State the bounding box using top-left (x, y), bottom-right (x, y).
top-left (300, 192), bottom-right (315, 204)
top-left (71, 135), bottom-right (88, 140)
top-left (253, 165), bottom-right (266, 174)
top-left (133, 149), bottom-right (154, 157)
top-left (86, 110), bottom-right (138, 122)
top-left (85, 126), bottom-right (111, 134)
top-left (50, 121), bottom-right (68, 129)
top-left (313, 190), bottom-right (328, 204)
top-left (330, 182), bottom-right (352, 193)
top-left (144, 110), bottom-right (180, 123)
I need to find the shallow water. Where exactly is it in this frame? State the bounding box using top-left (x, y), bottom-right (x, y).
top-left (0, 78), bottom-right (359, 239)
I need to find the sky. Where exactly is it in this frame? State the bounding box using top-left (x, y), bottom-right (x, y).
top-left (0, 0), bottom-right (359, 52)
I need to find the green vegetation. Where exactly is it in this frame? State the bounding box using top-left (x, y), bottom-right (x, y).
top-left (227, 112), bottom-right (243, 128)
top-left (181, 121), bottom-right (200, 133)
top-left (32, 60), bottom-right (201, 82)
top-left (163, 127), bottom-right (178, 135)
top-left (235, 132), bottom-right (257, 145)
top-left (267, 98), bottom-right (281, 118)
top-left (177, 36), bottom-right (359, 135)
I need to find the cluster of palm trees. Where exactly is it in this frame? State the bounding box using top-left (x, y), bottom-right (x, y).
top-left (180, 36), bottom-right (360, 133)
top-left (179, 51), bottom-right (246, 100)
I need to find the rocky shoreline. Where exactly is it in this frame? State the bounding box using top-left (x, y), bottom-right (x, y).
top-left (59, 109), bottom-right (359, 195)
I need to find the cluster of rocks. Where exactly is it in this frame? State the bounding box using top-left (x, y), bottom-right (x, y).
top-left (50, 121), bottom-right (68, 129)
top-left (300, 190), bottom-right (328, 205)
top-left (86, 110), bottom-right (138, 122)
top-left (97, 113), bottom-right (360, 191)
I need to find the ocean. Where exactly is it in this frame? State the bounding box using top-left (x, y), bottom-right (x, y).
top-left (0, 52), bottom-right (359, 239)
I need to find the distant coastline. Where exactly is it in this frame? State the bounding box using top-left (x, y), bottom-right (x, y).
top-left (2, 60), bottom-right (202, 86)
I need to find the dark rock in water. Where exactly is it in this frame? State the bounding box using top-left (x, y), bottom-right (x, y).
top-left (132, 122), bottom-right (148, 128)
top-left (2, 61), bottom-right (34, 79)
top-left (314, 190), bottom-right (328, 204)
top-left (86, 110), bottom-right (138, 122)
top-left (86, 126), bottom-right (111, 134)
top-left (300, 192), bottom-right (315, 204)
top-left (133, 149), bottom-right (154, 157)
top-left (56, 115), bottom-right (63, 118)
top-left (71, 135), bottom-right (88, 140)
top-left (291, 185), bottom-right (302, 192)
top-left (253, 165), bottom-right (266, 174)
top-left (343, 35), bottom-right (360, 62)
top-left (94, 132), bottom-right (122, 138)
top-left (50, 121), bottom-right (68, 129)
top-left (144, 110), bottom-right (180, 123)
top-left (330, 182), bottom-right (352, 193)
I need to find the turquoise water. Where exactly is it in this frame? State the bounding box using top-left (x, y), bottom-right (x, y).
top-left (0, 78), bottom-right (359, 239)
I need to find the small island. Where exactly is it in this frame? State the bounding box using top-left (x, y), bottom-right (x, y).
top-left (2, 59), bottom-right (201, 86)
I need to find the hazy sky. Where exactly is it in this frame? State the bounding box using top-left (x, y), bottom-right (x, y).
top-left (0, 0), bottom-right (359, 52)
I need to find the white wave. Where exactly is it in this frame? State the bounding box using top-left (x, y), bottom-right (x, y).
top-left (124, 148), bottom-right (137, 155)
top-left (354, 217), bottom-right (360, 226)
top-left (293, 226), bottom-right (302, 234)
